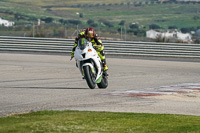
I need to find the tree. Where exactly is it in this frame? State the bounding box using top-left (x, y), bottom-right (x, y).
top-left (87, 19), bottom-right (98, 27)
top-left (119, 20), bottom-right (125, 26)
top-left (127, 2), bottom-right (130, 8)
top-left (87, 19), bottom-right (94, 25)
top-left (180, 27), bottom-right (196, 33)
top-left (103, 21), bottom-right (114, 27)
top-left (193, 16), bottom-right (200, 20)
top-left (129, 24), bottom-right (139, 29)
top-left (120, 2), bottom-right (125, 6)
top-left (42, 17), bottom-right (54, 23)
top-left (136, 30), bottom-right (146, 37)
top-left (14, 13), bottom-right (21, 21)
top-left (59, 19), bottom-right (64, 24)
top-left (28, 16), bottom-right (37, 21)
top-left (168, 26), bottom-right (178, 29)
top-left (181, 28), bottom-right (189, 33)
top-left (79, 13), bottom-right (83, 18)
top-left (63, 20), bottom-right (69, 24)
top-left (149, 24), bottom-right (160, 29)
top-left (68, 20), bottom-right (81, 25)
top-left (90, 23), bottom-right (98, 27)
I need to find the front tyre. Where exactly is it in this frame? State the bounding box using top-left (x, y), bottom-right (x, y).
top-left (83, 66), bottom-right (96, 89)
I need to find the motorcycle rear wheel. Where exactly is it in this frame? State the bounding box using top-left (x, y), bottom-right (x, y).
top-left (83, 66), bottom-right (96, 89)
top-left (97, 75), bottom-right (108, 89)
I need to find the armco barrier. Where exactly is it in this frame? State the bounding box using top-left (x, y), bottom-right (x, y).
top-left (0, 36), bottom-right (200, 58)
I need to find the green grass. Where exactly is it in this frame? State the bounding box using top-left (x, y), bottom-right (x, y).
top-left (0, 1), bottom-right (53, 19)
top-left (0, 110), bottom-right (200, 133)
top-left (58, 3), bottom-right (200, 31)
top-left (5, 0), bottom-right (141, 6)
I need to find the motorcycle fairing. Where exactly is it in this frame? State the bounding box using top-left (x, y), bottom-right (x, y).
top-left (74, 41), bottom-right (103, 83)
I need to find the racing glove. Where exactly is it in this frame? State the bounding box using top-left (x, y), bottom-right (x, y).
top-left (93, 45), bottom-right (102, 52)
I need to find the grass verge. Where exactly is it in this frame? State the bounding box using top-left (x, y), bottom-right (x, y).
top-left (0, 110), bottom-right (200, 133)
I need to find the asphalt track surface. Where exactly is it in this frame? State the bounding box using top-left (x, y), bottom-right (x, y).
top-left (0, 52), bottom-right (200, 117)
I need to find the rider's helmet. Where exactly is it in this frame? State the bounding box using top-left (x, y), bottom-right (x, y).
top-left (85, 27), bottom-right (95, 39)
top-left (81, 29), bottom-right (86, 32)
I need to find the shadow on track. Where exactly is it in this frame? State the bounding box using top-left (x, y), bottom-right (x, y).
top-left (7, 87), bottom-right (89, 90)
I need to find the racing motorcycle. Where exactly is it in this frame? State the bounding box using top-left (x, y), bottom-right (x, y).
top-left (73, 38), bottom-right (108, 89)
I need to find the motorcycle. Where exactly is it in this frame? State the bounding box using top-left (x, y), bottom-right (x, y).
top-left (73, 38), bottom-right (108, 89)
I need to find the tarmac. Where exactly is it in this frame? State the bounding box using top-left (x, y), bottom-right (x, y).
top-left (0, 52), bottom-right (200, 117)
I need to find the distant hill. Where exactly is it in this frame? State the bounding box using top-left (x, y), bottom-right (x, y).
top-left (0, 0), bottom-right (200, 40)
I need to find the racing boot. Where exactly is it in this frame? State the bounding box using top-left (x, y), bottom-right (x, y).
top-left (102, 59), bottom-right (108, 76)
top-left (103, 64), bottom-right (108, 76)
top-left (103, 64), bottom-right (108, 71)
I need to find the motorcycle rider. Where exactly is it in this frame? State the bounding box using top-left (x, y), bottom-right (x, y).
top-left (71, 27), bottom-right (108, 75)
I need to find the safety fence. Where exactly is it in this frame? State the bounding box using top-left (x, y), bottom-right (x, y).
top-left (0, 36), bottom-right (200, 58)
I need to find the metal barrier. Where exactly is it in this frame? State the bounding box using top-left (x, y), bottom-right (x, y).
top-left (0, 36), bottom-right (200, 58)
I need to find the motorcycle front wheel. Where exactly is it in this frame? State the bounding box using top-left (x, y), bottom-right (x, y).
top-left (83, 66), bottom-right (96, 89)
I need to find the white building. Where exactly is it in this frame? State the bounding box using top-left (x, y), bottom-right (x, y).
top-left (176, 32), bottom-right (192, 42)
top-left (146, 30), bottom-right (192, 42)
top-left (146, 30), bottom-right (160, 39)
top-left (0, 18), bottom-right (15, 27)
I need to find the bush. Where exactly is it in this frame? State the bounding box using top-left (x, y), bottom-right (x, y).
top-left (87, 19), bottom-right (94, 25)
top-left (193, 16), bottom-right (200, 20)
top-left (129, 24), bottom-right (139, 29)
top-left (79, 13), bottom-right (83, 18)
top-left (90, 23), bottom-right (98, 27)
top-left (127, 29), bottom-right (134, 34)
top-left (68, 20), bottom-right (82, 25)
top-left (149, 24), bottom-right (160, 29)
top-left (194, 39), bottom-right (200, 44)
top-left (168, 26), bottom-right (178, 29)
top-left (41, 17), bottom-right (54, 23)
top-left (59, 19), bottom-right (65, 24)
top-left (87, 19), bottom-right (98, 27)
top-left (119, 20), bottom-right (125, 26)
top-left (103, 21), bottom-right (114, 27)
top-left (136, 30), bottom-right (146, 37)
top-left (180, 27), bottom-right (196, 33)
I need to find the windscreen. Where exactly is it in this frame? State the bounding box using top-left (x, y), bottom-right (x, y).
top-left (77, 38), bottom-right (88, 50)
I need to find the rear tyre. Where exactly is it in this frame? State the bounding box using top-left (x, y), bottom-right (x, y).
top-left (83, 66), bottom-right (96, 89)
top-left (97, 75), bottom-right (108, 89)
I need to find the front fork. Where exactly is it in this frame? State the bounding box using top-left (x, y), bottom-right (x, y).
top-left (82, 63), bottom-right (96, 75)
